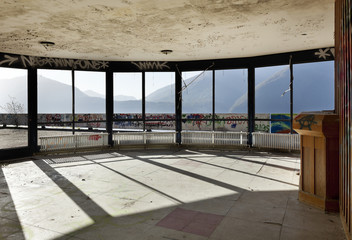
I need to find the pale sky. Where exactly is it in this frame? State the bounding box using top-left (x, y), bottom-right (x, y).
top-left (0, 67), bottom-right (27, 79)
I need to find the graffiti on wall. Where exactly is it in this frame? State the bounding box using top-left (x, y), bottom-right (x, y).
top-left (0, 114), bottom-right (27, 126)
top-left (270, 114), bottom-right (297, 133)
top-left (181, 114), bottom-right (270, 132)
top-left (131, 61), bottom-right (170, 70)
top-left (0, 113), bottom-right (300, 133)
top-left (0, 54), bottom-right (109, 70)
top-left (296, 114), bottom-right (317, 130)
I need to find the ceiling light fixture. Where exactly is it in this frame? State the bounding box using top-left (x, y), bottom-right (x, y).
top-left (39, 41), bottom-right (55, 49)
top-left (161, 49), bottom-right (173, 55)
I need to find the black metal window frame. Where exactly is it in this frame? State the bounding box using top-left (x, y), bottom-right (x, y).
top-left (0, 47), bottom-right (335, 159)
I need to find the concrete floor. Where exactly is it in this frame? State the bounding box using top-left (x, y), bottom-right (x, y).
top-left (0, 149), bottom-right (346, 240)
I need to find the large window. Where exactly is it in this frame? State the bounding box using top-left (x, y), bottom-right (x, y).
top-left (113, 72), bottom-right (142, 131)
top-left (38, 69), bottom-right (72, 114)
top-left (145, 72), bottom-right (175, 131)
top-left (182, 71), bottom-right (212, 131)
top-left (75, 71), bottom-right (106, 130)
top-left (182, 71), bottom-right (212, 115)
top-left (255, 65), bottom-right (290, 118)
top-left (255, 65), bottom-right (290, 133)
top-left (37, 69), bottom-right (73, 138)
top-left (0, 67), bottom-right (28, 149)
top-left (215, 69), bottom-right (248, 132)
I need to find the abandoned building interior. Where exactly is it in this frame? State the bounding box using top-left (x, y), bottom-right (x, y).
top-left (0, 0), bottom-right (351, 239)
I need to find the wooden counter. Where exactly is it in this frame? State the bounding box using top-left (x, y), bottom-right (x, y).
top-left (293, 112), bottom-right (339, 212)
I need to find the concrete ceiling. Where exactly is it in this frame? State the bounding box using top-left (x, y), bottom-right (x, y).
top-left (0, 0), bottom-right (334, 61)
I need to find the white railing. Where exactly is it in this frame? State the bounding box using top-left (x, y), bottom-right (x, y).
top-left (252, 132), bottom-right (300, 150)
top-left (181, 131), bottom-right (247, 146)
top-left (39, 131), bottom-right (300, 152)
top-left (40, 133), bottom-right (109, 152)
top-left (113, 131), bottom-right (176, 145)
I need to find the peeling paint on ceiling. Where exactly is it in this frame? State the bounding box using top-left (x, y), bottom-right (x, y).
top-left (0, 0), bottom-right (334, 61)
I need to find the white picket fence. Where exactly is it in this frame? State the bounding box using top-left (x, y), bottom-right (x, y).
top-left (113, 131), bottom-right (176, 145)
top-left (39, 131), bottom-right (300, 152)
top-left (181, 131), bottom-right (247, 146)
top-left (40, 133), bottom-right (109, 152)
top-left (252, 132), bottom-right (300, 150)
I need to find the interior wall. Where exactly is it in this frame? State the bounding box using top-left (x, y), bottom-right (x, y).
top-left (336, 0), bottom-right (352, 238)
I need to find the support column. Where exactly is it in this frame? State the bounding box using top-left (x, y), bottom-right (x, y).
top-left (248, 66), bottom-right (255, 146)
top-left (290, 55), bottom-right (294, 134)
top-left (28, 68), bottom-right (38, 153)
top-left (212, 70), bottom-right (215, 131)
top-left (72, 70), bottom-right (75, 135)
top-left (142, 72), bottom-right (146, 131)
top-left (175, 70), bottom-right (182, 144)
top-left (106, 70), bottom-right (113, 146)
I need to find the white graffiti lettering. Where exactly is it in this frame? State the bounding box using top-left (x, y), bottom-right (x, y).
top-left (315, 48), bottom-right (334, 60)
top-left (131, 61), bottom-right (170, 70)
top-left (0, 54), bottom-right (109, 70)
top-left (0, 55), bottom-right (18, 66)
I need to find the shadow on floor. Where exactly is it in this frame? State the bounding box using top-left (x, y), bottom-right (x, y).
top-left (0, 150), bottom-right (345, 240)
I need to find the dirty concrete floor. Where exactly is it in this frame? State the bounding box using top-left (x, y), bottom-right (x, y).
top-left (0, 149), bottom-right (346, 240)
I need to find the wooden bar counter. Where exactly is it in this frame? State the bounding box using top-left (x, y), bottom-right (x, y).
top-left (293, 111), bottom-right (339, 212)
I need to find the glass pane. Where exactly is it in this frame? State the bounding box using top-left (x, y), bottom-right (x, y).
top-left (38, 69), bottom-right (72, 114)
top-left (75, 71), bottom-right (105, 118)
top-left (255, 65), bottom-right (290, 118)
top-left (114, 72), bottom-right (142, 116)
top-left (293, 61), bottom-right (334, 113)
top-left (182, 71), bottom-right (212, 116)
top-left (215, 69), bottom-right (247, 114)
top-left (0, 67), bottom-right (28, 149)
top-left (38, 69), bottom-right (73, 142)
top-left (146, 72), bottom-right (175, 114)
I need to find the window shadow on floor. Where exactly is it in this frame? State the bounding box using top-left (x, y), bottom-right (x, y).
top-left (0, 167), bottom-right (26, 240)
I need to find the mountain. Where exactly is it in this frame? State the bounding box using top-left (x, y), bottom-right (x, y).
top-left (85, 90), bottom-right (137, 101)
top-left (115, 95), bottom-right (137, 101)
top-left (230, 62), bottom-right (334, 114)
top-left (84, 90), bottom-right (105, 98)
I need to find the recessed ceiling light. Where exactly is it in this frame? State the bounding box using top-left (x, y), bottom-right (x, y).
top-left (39, 41), bottom-right (55, 49)
top-left (161, 49), bottom-right (173, 55)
